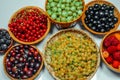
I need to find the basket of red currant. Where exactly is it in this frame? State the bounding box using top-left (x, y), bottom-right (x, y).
top-left (100, 30), bottom-right (120, 73)
top-left (8, 6), bottom-right (51, 44)
top-left (0, 29), bottom-right (13, 54)
top-left (82, 0), bottom-right (120, 35)
top-left (3, 44), bottom-right (43, 80)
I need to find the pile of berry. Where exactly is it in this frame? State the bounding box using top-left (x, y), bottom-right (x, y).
top-left (5, 45), bottom-right (42, 79)
top-left (9, 8), bottom-right (48, 42)
top-left (103, 34), bottom-right (120, 69)
top-left (85, 4), bottom-right (118, 32)
top-left (0, 29), bottom-right (12, 54)
top-left (46, 0), bottom-right (83, 22)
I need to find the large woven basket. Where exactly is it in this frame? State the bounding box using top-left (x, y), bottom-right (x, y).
top-left (43, 29), bottom-right (100, 80)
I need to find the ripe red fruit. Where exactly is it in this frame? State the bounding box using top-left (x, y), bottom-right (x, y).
top-left (107, 46), bottom-right (117, 54)
top-left (106, 56), bottom-right (113, 64)
top-left (104, 36), bottom-right (120, 47)
top-left (117, 44), bottom-right (120, 50)
top-left (113, 51), bottom-right (120, 61)
top-left (112, 60), bottom-right (120, 68)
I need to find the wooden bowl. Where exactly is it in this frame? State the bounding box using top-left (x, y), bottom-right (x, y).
top-left (45, 0), bottom-right (85, 28)
top-left (8, 6), bottom-right (51, 45)
top-left (44, 29), bottom-right (100, 80)
top-left (100, 30), bottom-right (120, 73)
top-left (3, 44), bottom-right (44, 80)
top-left (0, 28), bottom-right (13, 54)
top-left (81, 0), bottom-right (120, 35)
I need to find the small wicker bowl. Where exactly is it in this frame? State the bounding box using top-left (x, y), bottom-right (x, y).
top-left (0, 28), bottom-right (13, 54)
top-left (3, 44), bottom-right (44, 80)
top-left (81, 0), bottom-right (120, 35)
top-left (100, 30), bottom-right (120, 73)
top-left (45, 0), bottom-right (85, 28)
top-left (43, 29), bottom-right (100, 80)
top-left (8, 6), bottom-right (51, 45)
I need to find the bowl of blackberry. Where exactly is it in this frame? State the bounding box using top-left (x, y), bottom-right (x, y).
top-left (0, 28), bottom-right (13, 54)
top-left (82, 0), bottom-right (120, 35)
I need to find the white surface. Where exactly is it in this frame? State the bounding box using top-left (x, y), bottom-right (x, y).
top-left (0, 0), bottom-right (120, 80)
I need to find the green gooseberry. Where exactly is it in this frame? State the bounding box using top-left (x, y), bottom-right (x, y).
top-left (48, 0), bottom-right (53, 2)
top-left (75, 2), bottom-right (80, 7)
top-left (62, 0), bottom-right (66, 3)
top-left (47, 10), bottom-right (52, 15)
top-left (61, 4), bottom-right (65, 9)
top-left (68, 11), bottom-right (72, 16)
top-left (62, 11), bottom-right (68, 17)
top-left (58, 8), bottom-right (62, 12)
top-left (77, 6), bottom-right (83, 10)
top-left (73, 13), bottom-right (77, 17)
top-left (77, 10), bottom-right (82, 15)
top-left (67, 16), bottom-right (73, 22)
top-left (53, 0), bottom-right (59, 2)
top-left (46, 4), bottom-right (51, 9)
top-left (56, 18), bottom-right (61, 22)
top-left (57, 3), bottom-right (61, 8)
top-left (52, 7), bottom-right (57, 12)
top-left (66, 3), bottom-right (69, 7)
top-left (61, 17), bottom-right (66, 22)
top-left (58, 11), bottom-right (62, 15)
top-left (71, 6), bottom-right (76, 11)
top-left (50, 2), bottom-right (56, 7)
top-left (66, 0), bottom-right (71, 3)
top-left (51, 13), bottom-right (57, 19)
top-left (65, 7), bottom-right (70, 11)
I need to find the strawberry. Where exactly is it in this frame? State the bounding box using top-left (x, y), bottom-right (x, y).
top-left (107, 46), bottom-right (117, 54)
top-left (106, 56), bottom-right (113, 64)
top-left (117, 44), bottom-right (120, 50)
top-left (113, 51), bottom-right (120, 61)
top-left (112, 60), bottom-right (120, 69)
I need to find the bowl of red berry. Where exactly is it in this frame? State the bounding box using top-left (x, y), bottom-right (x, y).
top-left (3, 44), bottom-right (43, 79)
top-left (81, 0), bottom-right (120, 35)
top-left (100, 30), bottom-right (120, 73)
top-left (8, 6), bottom-right (51, 44)
top-left (0, 28), bottom-right (13, 54)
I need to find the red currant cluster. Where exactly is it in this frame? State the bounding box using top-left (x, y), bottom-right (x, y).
top-left (9, 8), bottom-right (47, 42)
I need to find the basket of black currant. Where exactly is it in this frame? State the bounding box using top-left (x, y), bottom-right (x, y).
top-left (0, 29), bottom-right (13, 54)
top-left (82, 0), bottom-right (120, 35)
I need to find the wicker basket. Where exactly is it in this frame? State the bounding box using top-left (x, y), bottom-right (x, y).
top-left (8, 6), bottom-right (51, 45)
top-left (81, 0), bottom-right (120, 35)
top-left (45, 0), bottom-right (85, 28)
top-left (3, 44), bottom-right (44, 80)
top-left (43, 29), bottom-right (100, 80)
top-left (0, 28), bottom-right (13, 54)
top-left (100, 30), bottom-right (120, 73)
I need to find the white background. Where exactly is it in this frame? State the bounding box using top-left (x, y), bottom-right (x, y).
top-left (0, 0), bottom-right (120, 80)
